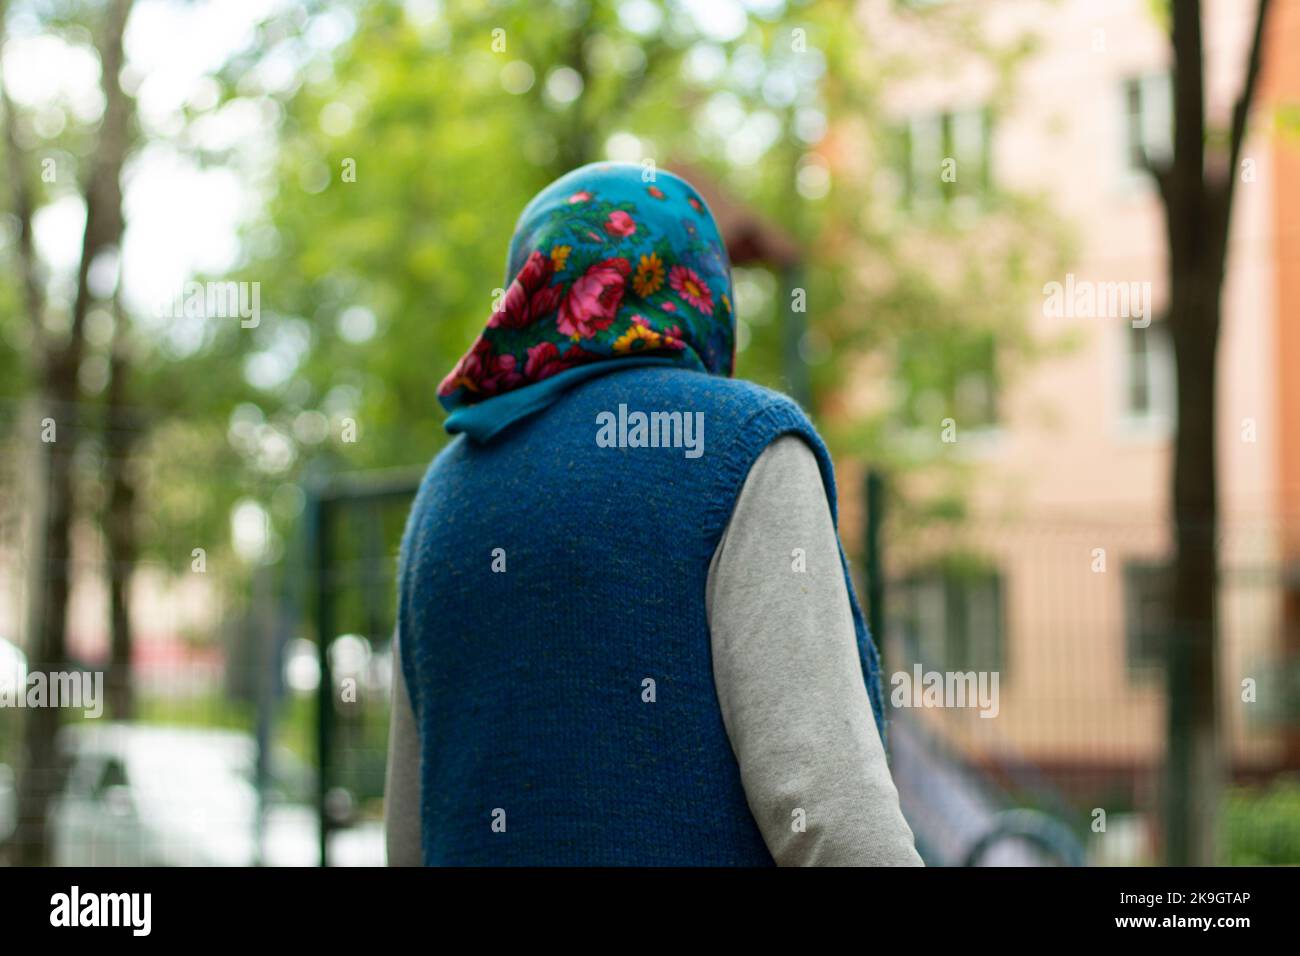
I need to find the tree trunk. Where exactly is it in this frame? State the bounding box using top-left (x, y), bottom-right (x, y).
top-left (9, 0), bottom-right (135, 865)
top-left (1165, 282), bottom-right (1222, 866)
top-left (104, 336), bottom-right (138, 720)
top-left (1157, 0), bottom-right (1271, 866)
top-left (13, 363), bottom-right (80, 865)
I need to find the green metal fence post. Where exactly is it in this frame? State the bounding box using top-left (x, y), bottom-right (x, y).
top-left (306, 479), bottom-right (334, 867)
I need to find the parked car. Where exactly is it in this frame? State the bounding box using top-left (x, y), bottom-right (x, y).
top-left (49, 723), bottom-right (383, 866)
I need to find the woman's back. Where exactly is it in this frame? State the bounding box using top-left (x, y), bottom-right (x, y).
top-left (398, 364), bottom-right (862, 865)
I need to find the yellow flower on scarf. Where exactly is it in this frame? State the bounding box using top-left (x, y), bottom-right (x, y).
top-left (614, 317), bottom-right (664, 354)
top-left (632, 253), bottom-right (664, 298)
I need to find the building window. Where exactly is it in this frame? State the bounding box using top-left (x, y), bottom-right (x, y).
top-left (897, 565), bottom-right (1004, 672)
top-left (897, 327), bottom-right (999, 431)
top-left (1123, 561), bottom-right (1170, 673)
top-left (897, 106), bottom-right (993, 211)
top-left (1122, 74), bottom-right (1172, 173)
top-left (1123, 319), bottom-right (1173, 423)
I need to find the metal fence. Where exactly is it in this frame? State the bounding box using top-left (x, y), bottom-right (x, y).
top-left (868, 497), bottom-right (1300, 865)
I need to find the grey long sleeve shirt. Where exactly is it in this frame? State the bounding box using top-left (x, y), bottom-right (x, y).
top-left (385, 434), bottom-right (921, 866)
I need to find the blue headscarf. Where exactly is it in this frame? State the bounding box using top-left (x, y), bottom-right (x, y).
top-left (438, 163), bottom-right (735, 440)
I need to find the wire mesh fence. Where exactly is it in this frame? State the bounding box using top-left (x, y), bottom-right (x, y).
top-left (874, 508), bottom-right (1300, 865)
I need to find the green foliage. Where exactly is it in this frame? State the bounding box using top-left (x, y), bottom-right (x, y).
top-left (1224, 780), bottom-right (1300, 866)
top-left (222, 0), bottom-right (876, 540)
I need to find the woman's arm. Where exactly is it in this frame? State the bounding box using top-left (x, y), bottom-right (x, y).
top-left (707, 435), bottom-right (922, 866)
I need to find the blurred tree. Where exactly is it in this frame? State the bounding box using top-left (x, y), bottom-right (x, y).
top-left (2, 0), bottom-right (135, 865)
top-left (212, 0), bottom-right (831, 496)
top-left (103, 289), bottom-right (138, 720)
top-left (1146, 0), bottom-right (1272, 867)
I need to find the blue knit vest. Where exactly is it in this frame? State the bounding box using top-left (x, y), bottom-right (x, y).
top-left (397, 365), bottom-right (884, 865)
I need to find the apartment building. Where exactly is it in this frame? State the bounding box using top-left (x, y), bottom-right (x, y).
top-left (847, 0), bottom-right (1300, 808)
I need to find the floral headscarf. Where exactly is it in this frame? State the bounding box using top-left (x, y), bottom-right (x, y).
top-left (437, 163), bottom-right (735, 411)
